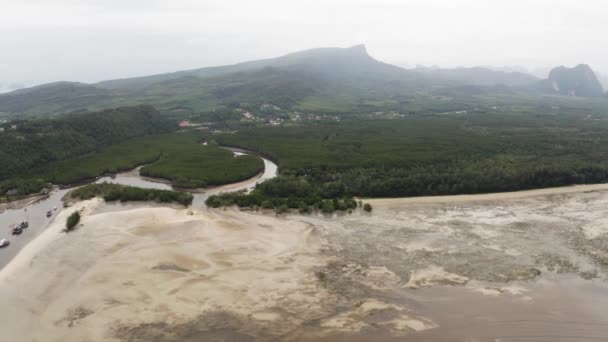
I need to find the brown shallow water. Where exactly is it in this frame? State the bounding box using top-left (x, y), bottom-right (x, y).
top-left (396, 277), bottom-right (608, 342)
top-left (2, 187), bottom-right (608, 341)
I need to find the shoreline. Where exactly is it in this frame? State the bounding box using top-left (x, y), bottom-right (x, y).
top-left (3, 185), bottom-right (608, 340)
top-left (4, 179), bottom-right (608, 215)
top-left (8, 181), bottom-right (608, 278)
top-left (365, 182), bottom-right (608, 206)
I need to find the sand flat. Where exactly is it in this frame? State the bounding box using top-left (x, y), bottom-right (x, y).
top-left (2, 185), bottom-right (608, 341)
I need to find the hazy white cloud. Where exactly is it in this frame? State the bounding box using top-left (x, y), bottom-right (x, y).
top-left (1, 0), bottom-right (607, 85)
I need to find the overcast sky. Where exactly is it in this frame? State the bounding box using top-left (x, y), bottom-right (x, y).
top-left (1, 0), bottom-right (607, 88)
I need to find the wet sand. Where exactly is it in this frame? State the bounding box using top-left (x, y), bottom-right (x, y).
top-left (2, 186), bottom-right (608, 341)
top-left (366, 182), bottom-right (608, 205)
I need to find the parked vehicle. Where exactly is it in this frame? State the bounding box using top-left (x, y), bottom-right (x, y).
top-left (12, 227), bottom-right (22, 235)
top-left (0, 239), bottom-right (9, 248)
top-left (46, 210), bottom-right (52, 217)
top-left (19, 221), bottom-right (28, 229)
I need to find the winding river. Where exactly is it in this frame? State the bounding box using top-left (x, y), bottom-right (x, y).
top-left (0, 150), bottom-right (278, 269)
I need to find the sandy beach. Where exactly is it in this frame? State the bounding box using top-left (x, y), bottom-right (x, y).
top-left (2, 184), bottom-right (608, 341)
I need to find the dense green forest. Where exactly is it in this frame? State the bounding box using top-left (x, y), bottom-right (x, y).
top-left (0, 105), bottom-right (173, 182)
top-left (34, 136), bottom-right (163, 184)
top-left (71, 183), bottom-right (193, 206)
top-left (0, 178), bottom-right (50, 202)
top-left (30, 132), bottom-right (263, 188)
top-left (4, 81), bottom-right (608, 205)
top-left (0, 108), bottom-right (264, 196)
top-left (138, 133), bottom-right (264, 188)
top-left (214, 111), bottom-right (608, 198)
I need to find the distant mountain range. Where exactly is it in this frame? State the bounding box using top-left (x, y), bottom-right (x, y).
top-left (1, 45), bottom-right (606, 118)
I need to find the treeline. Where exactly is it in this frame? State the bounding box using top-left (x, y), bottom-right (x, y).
top-left (213, 113), bottom-right (608, 198)
top-left (206, 175), bottom-right (371, 214)
top-left (0, 105), bottom-right (174, 181)
top-left (71, 183), bottom-right (193, 206)
top-left (0, 179), bottom-right (49, 199)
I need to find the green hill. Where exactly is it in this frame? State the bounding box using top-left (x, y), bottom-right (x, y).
top-left (1, 45), bottom-right (432, 117)
top-left (0, 82), bottom-right (115, 118)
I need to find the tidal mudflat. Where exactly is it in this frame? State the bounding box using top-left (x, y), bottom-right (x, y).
top-left (1, 186), bottom-right (608, 341)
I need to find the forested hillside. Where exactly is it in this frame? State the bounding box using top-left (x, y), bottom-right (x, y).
top-left (0, 82), bottom-right (114, 118)
top-left (0, 105), bottom-right (174, 181)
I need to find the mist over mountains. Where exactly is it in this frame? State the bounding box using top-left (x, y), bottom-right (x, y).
top-left (1, 44), bottom-right (606, 118)
top-left (0, 81), bottom-right (36, 94)
top-left (541, 64), bottom-right (604, 97)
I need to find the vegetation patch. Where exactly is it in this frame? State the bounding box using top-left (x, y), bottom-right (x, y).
top-left (215, 113), bottom-right (608, 198)
top-left (1, 127), bottom-right (265, 198)
top-left (0, 178), bottom-right (49, 201)
top-left (71, 183), bottom-right (193, 206)
top-left (65, 211), bottom-right (80, 232)
top-left (139, 133), bottom-right (264, 188)
top-left (206, 175), bottom-right (369, 214)
top-left (36, 137), bottom-right (162, 184)
top-left (0, 105), bottom-right (174, 182)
